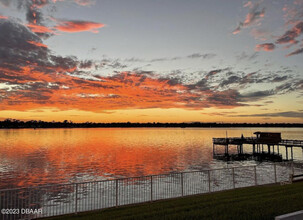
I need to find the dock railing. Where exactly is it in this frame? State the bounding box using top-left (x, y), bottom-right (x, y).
top-left (213, 137), bottom-right (303, 146)
top-left (0, 163), bottom-right (294, 220)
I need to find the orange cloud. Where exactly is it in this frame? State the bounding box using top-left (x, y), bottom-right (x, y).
top-left (255, 43), bottom-right (275, 51)
top-left (244, 8), bottom-right (264, 26)
top-left (74, 0), bottom-right (95, 6)
top-left (0, 15), bottom-right (7, 19)
top-left (233, 2), bottom-right (265, 35)
top-left (276, 22), bottom-right (303, 45)
top-left (27, 40), bottom-right (48, 48)
top-left (52, 0), bottom-right (95, 6)
top-left (27, 24), bottom-right (55, 34)
top-left (1, 63), bottom-right (242, 112)
top-left (232, 27), bottom-right (241, 35)
top-left (243, 1), bottom-right (253, 9)
top-left (0, 20), bottom-right (274, 114)
top-left (54, 20), bottom-right (105, 33)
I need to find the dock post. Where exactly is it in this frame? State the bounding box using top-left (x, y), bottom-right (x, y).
top-left (286, 146), bottom-right (288, 160)
top-left (262, 144), bottom-right (264, 153)
top-left (291, 146), bottom-right (293, 160)
top-left (253, 144), bottom-right (255, 154)
top-left (224, 144), bottom-right (229, 157)
top-left (278, 145), bottom-right (279, 155)
top-left (268, 144), bottom-right (270, 154)
top-left (213, 144), bottom-right (215, 156)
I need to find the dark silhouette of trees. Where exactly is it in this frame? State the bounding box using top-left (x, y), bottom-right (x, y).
top-left (0, 118), bottom-right (302, 128)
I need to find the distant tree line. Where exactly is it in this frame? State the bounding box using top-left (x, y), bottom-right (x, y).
top-left (0, 118), bottom-right (303, 128)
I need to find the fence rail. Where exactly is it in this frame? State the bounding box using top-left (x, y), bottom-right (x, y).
top-left (0, 163), bottom-right (294, 220)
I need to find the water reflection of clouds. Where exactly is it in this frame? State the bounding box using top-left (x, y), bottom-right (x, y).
top-left (0, 128), bottom-right (302, 189)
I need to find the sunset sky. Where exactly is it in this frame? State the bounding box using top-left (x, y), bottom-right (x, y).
top-left (0, 0), bottom-right (303, 123)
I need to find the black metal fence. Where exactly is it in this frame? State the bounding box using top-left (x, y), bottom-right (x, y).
top-left (0, 163), bottom-right (293, 220)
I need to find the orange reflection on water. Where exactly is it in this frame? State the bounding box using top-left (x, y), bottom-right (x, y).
top-left (0, 128), bottom-right (216, 188)
top-left (1, 127), bottom-right (301, 188)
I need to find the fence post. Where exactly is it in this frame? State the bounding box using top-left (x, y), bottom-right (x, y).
top-left (181, 173), bottom-right (184, 197)
top-left (115, 179), bottom-right (119, 207)
top-left (75, 183), bottom-right (78, 214)
top-left (29, 188), bottom-right (31, 210)
top-left (150, 176), bottom-right (153, 201)
top-left (274, 163), bottom-right (277, 183)
top-left (254, 166), bottom-right (257, 185)
top-left (232, 168), bottom-right (235, 189)
top-left (208, 170), bottom-right (211, 192)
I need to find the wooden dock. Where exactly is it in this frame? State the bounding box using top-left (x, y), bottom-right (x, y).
top-left (212, 133), bottom-right (303, 162)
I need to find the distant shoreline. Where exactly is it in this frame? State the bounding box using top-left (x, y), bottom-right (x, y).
top-left (1, 119), bottom-right (303, 129)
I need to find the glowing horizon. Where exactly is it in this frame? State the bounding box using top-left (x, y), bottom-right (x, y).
top-left (1, 0), bottom-right (303, 123)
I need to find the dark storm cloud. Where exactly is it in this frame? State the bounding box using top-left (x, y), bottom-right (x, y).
top-left (0, 19), bottom-right (82, 85)
top-left (0, 19), bottom-right (49, 72)
top-left (12, 0), bottom-right (52, 25)
top-left (0, 19), bottom-right (42, 50)
top-left (0, 0), bottom-right (55, 38)
top-left (26, 6), bottom-right (44, 25)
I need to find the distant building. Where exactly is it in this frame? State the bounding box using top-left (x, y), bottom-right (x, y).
top-left (254, 131), bottom-right (282, 143)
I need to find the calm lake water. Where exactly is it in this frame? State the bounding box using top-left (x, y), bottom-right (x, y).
top-left (0, 127), bottom-right (302, 189)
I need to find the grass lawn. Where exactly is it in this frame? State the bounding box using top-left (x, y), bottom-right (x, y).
top-left (44, 181), bottom-right (303, 220)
